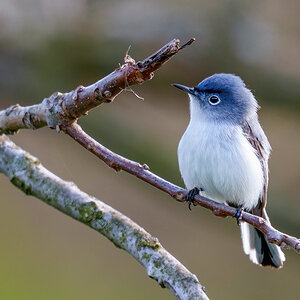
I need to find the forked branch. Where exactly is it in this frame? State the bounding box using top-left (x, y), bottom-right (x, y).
top-left (0, 37), bottom-right (299, 300)
top-left (0, 37), bottom-right (299, 254)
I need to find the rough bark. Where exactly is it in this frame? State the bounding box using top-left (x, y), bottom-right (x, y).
top-left (0, 39), bottom-right (195, 134)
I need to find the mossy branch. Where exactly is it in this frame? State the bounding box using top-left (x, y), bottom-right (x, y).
top-left (0, 38), bottom-right (209, 300)
top-left (0, 135), bottom-right (208, 300)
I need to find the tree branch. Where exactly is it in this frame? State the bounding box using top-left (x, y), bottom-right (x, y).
top-left (0, 135), bottom-right (208, 300)
top-left (0, 38), bottom-right (195, 135)
top-left (63, 122), bottom-right (300, 254)
top-left (0, 37), bottom-right (299, 255)
top-left (0, 37), bottom-right (299, 299)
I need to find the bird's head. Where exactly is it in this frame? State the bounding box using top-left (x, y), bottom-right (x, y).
top-left (173, 73), bottom-right (259, 124)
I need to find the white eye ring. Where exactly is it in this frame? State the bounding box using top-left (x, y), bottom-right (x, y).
top-left (209, 95), bottom-right (221, 105)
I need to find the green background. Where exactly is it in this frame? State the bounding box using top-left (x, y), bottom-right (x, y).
top-left (0, 1), bottom-right (299, 299)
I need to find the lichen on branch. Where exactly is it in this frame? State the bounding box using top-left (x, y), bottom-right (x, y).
top-left (0, 135), bottom-right (208, 300)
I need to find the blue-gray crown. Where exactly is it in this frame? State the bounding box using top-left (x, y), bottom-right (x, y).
top-left (196, 73), bottom-right (246, 93)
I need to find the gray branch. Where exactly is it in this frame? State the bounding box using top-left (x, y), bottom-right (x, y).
top-left (0, 135), bottom-right (208, 300)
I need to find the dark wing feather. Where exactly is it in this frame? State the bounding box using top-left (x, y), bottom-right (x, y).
top-left (241, 116), bottom-right (284, 268)
top-left (242, 116), bottom-right (271, 215)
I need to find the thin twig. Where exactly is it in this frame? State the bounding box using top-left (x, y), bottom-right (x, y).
top-left (63, 122), bottom-right (300, 254)
top-left (179, 37), bottom-right (196, 50)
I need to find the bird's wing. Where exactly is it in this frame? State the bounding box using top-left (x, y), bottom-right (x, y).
top-left (242, 116), bottom-right (271, 216)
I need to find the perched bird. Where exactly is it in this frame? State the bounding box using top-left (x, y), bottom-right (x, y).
top-left (173, 73), bottom-right (285, 268)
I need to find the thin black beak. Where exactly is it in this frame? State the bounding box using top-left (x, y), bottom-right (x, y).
top-left (172, 83), bottom-right (195, 95)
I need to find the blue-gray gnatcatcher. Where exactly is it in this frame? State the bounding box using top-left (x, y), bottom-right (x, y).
top-left (173, 73), bottom-right (285, 268)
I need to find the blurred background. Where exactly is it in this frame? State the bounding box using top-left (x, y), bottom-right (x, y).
top-left (0, 0), bottom-right (299, 299)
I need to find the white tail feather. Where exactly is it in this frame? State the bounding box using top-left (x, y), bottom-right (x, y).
top-left (240, 210), bottom-right (285, 268)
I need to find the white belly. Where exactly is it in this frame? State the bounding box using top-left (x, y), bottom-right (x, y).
top-left (178, 120), bottom-right (264, 210)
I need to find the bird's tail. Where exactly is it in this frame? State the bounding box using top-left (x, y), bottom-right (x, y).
top-left (240, 209), bottom-right (285, 268)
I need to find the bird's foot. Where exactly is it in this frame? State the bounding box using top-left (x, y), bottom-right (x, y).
top-left (233, 205), bottom-right (244, 226)
top-left (186, 187), bottom-right (203, 211)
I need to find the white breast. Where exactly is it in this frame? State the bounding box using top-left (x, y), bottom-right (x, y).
top-left (178, 119), bottom-right (264, 210)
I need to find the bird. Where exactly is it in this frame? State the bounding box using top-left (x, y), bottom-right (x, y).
top-left (173, 73), bottom-right (285, 268)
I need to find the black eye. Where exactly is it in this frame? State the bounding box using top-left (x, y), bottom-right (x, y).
top-left (209, 95), bottom-right (220, 105)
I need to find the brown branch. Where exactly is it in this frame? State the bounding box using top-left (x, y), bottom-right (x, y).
top-left (63, 122), bottom-right (300, 254)
top-left (0, 37), bottom-right (299, 255)
top-left (0, 38), bottom-right (195, 135)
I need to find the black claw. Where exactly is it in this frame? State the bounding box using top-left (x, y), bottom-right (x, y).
top-left (233, 205), bottom-right (244, 226)
top-left (186, 187), bottom-right (203, 211)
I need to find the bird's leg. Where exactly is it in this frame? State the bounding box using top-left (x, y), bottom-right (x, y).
top-left (233, 205), bottom-right (244, 226)
top-left (186, 187), bottom-right (203, 211)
